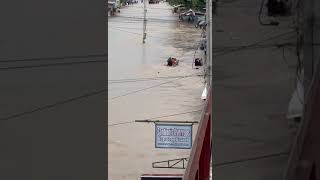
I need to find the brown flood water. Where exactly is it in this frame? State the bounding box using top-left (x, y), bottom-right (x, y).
top-left (108, 2), bottom-right (206, 179)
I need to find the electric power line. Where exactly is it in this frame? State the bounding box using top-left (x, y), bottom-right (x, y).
top-left (121, 6), bottom-right (173, 10)
top-left (0, 88), bottom-right (107, 121)
top-left (109, 26), bottom-right (203, 43)
top-left (109, 27), bottom-right (142, 35)
top-left (0, 53), bottom-right (107, 63)
top-left (110, 28), bottom-right (298, 61)
top-left (0, 59), bottom-right (107, 71)
top-left (212, 40), bottom-right (295, 52)
top-left (108, 121), bottom-right (135, 126)
top-left (114, 29), bottom-right (298, 87)
top-left (136, 109), bottom-right (202, 121)
top-left (213, 31), bottom-right (296, 58)
top-left (108, 73), bottom-right (200, 100)
top-left (108, 109), bottom-right (202, 126)
top-left (117, 15), bottom-right (177, 21)
top-left (282, 46), bottom-right (290, 67)
top-left (109, 26), bottom-right (169, 40)
top-left (213, 152), bottom-right (289, 168)
top-left (108, 74), bottom-right (204, 84)
top-left (212, 33), bottom-right (311, 56)
top-left (212, 42), bottom-right (294, 54)
top-left (108, 20), bottom-right (176, 25)
top-left (111, 16), bottom-right (178, 23)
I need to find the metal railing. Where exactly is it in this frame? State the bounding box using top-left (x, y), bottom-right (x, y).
top-left (152, 158), bottom-right (188, 169)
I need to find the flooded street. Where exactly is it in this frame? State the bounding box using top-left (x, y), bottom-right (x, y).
top-left (108, 2), bottom-right (205, 179)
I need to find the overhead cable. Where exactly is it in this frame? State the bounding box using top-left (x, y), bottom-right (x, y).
top-left (213, 31), bottom-right (296, 58)
top-left (0, 88), bottom-right (106, 121)
top-left (108, 74), bottom-right (204, 84)
top-left (108, 109), bottom-right (202, 127)
top-left (0, 53), bottom-right (107, 63)
top-left (0, 59), bottom-right (107, 71)
top-left (213, 152), bottom-right (289, 167)
top-left (108, 73), bottom-right (200, 100)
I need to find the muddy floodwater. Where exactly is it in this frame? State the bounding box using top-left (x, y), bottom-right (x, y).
top-left (108, 2), bottom-right (205, 179)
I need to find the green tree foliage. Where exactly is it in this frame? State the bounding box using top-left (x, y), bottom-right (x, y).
top-left (192, 0), bottom-right (205, 10)
top-left (167, 0), bottom-right (205, 10)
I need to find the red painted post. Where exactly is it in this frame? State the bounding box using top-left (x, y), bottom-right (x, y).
top-left (285, 56), bottom-right (320, 180)
top-left (199, 115), bottom-right (211, 180)
top-left (183, 89), bottom-right (212, 180)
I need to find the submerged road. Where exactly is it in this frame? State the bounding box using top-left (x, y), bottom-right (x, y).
top-left (108, 2), bottom-right (206, 179)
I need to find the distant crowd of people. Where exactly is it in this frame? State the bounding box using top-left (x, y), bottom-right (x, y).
top-left (125, 0), bottom-right (161, 5)
top-left (126, 0), bottom-right (139, 5)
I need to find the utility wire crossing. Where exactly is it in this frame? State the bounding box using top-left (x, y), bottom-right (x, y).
top-left (213, 152), bottom-right (289, 168)
top-left (108, 74), bottom-right (205, 84)
top-left (108, 109), bottom-right (202, 127)
top-left (0, 59), bottom-right (107, 71)
top-left (2, 72), bottom-right (204, 121)
top-left (0, 53), bottom-right (107, 63)
top-left (213, 31), bottom-right (297, 58)
top-left (0, 88), bottom-right (107, 121)
top-left (108, 73), bottom-right (203, 100)
top-left (135, 120), bottom-right (199, 124)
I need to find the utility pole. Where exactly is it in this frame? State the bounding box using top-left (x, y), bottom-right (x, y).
top-left (143, 0), bottom-right (147, 43)
top-left (303, 0), bottom-right (315, 92)
top-left (206, 0), bottom-right (212, 87)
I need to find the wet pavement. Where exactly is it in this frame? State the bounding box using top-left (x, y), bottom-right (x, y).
top-left (108, 2), bottom-right (205, 180)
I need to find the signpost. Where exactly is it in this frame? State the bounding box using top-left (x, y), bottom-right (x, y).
top-left (155, 124), bottom-right (192, 149)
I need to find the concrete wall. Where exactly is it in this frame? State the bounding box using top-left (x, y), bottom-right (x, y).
top-left (0, 0), bottom-right (107, 179)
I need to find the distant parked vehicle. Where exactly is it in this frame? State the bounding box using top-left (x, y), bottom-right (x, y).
top-left (107, 0), bottom-right (121, 15)
top-left (126, 0), bottom-right (138, 5)
top-left (179, 9), bottom-right (195, 22)
top-left (172, 4), bottom-right (185, 13)
top-left (194, 16), bottom-right (206, 28)
top-left (149, 0), bottom-right (159, 4)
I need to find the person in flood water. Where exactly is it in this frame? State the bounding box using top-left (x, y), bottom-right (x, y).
top-left (167, 57), bottom-right (178, 66)
top-left (167, 57), bottom-right (173, 66)
top-left (194, 58), bottom-right (202, 66)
